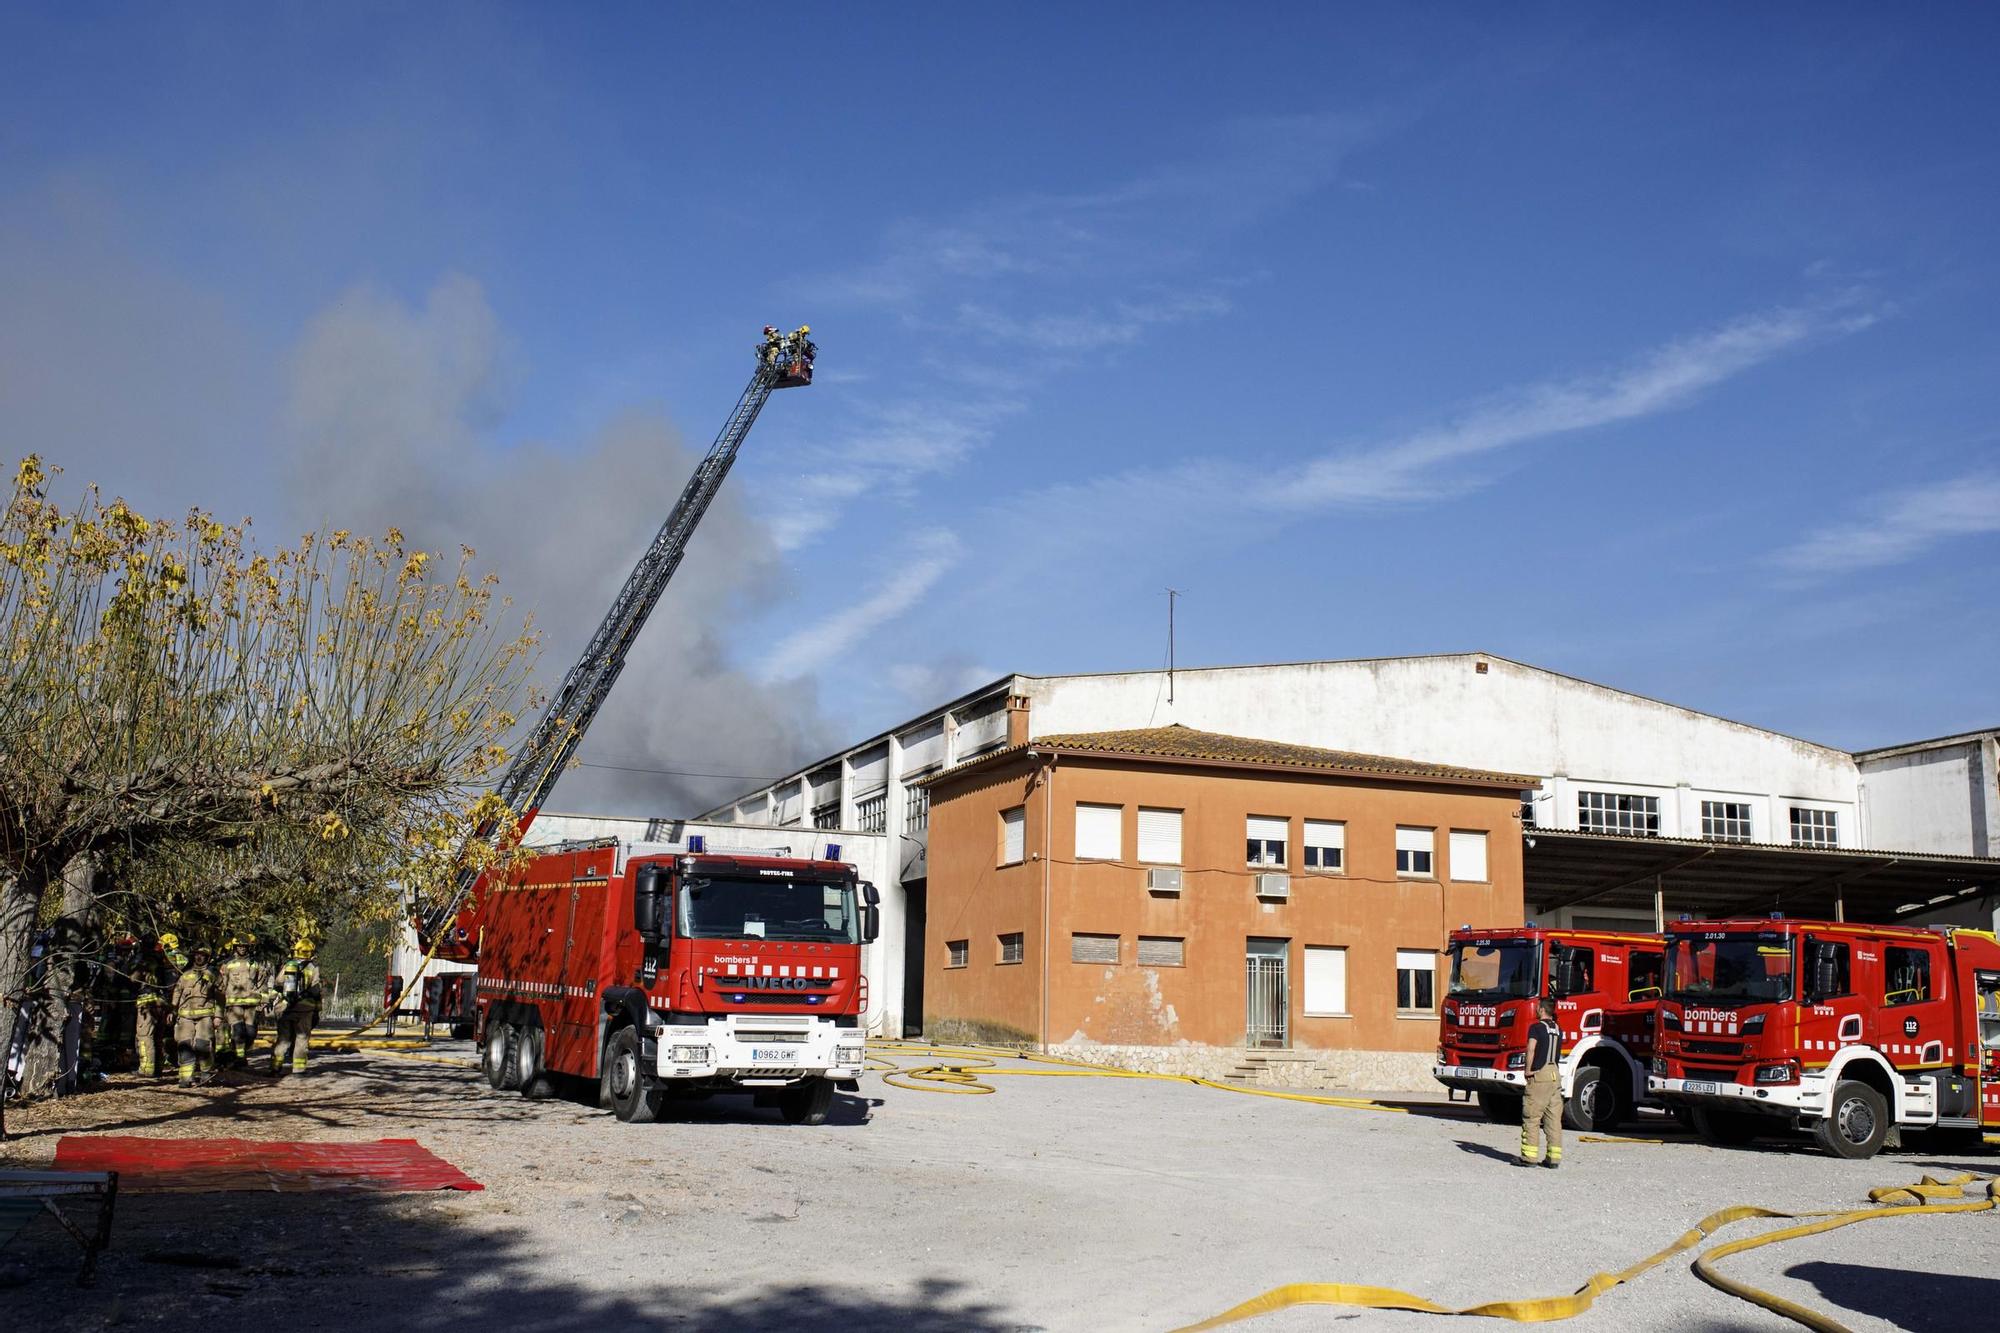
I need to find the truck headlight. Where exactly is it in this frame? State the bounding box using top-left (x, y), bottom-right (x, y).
top-left (1506, 1052), bottom-right (1526, 1070)
top-left (1652, 1056), bottom-right (1666, 1074)
top-left (1753, 1062), bottom-right (1796, 1085)
top-left (836, 1044), bottom-right (865, 1064)
top-left (670, 1044), bottom-right (711, 1064)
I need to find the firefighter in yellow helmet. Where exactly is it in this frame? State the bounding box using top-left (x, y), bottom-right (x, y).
top-left (170, 943), bottom-right (223, 1086)
top-left (760, 325), bottom-right (783, 365)
top-left (220, 934), bottom-right (268, 1066)
top-left (270, 938), bottom-right (322, 1076)
top-left (135, 934), bottom-right (176, 1077)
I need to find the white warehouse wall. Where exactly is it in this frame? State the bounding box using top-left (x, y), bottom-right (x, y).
top-left (1857, 733), bottom-right (1999, 858)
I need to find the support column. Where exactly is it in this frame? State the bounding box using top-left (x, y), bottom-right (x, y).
top-left (1654, 877), bottom-right (1664, 932)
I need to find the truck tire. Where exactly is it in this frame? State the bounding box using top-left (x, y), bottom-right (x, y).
top-left (1564, 1064), bottom-right (1622, 1133)
top-left (603, 1027), bottom-right (661, 1124)
top-left (483, 1021), bottom-right (520, 1091)
top-left (1477, 1090), bottom-right (1522, 1124)
top-left (1812, 1080), bottom-right (1890, 1160)
top-left (1691, 1105), bottom-right (1760, 1146)
top-left (779, 1076), bottom-right (835, 1126)
top-left (514, 1025), bottom-right (553, 1100)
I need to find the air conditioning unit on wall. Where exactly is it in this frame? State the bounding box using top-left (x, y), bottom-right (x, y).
top-left (1145, 867), bottom-right (1183, 893)
top-left (1254, 872), bottom-right (1290, 900)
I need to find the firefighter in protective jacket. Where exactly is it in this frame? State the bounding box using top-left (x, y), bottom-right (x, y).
top-left (220, 935), bottom-right (268, 1065)
top-left (270, 940), bottom-right (322, 1076)
top-left (134, 935), bottom-right (175, 1077)
top-left (171, 945), bottom-right (223, 1086)
top-left (1518, 998), bottom-right (1564, 1168)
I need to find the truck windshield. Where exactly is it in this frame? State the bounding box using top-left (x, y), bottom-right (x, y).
top-left (1667, 934), bottom-right (1793, 1003)
top-left (1449, 941), bottom-right (1540, 999)
top-left (680, 877), bottom-right (860, 944)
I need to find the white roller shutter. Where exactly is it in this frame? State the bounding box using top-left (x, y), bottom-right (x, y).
top-left (1137, 808), bottom-right (1182, 864)
top-left (1303, 946), bottom-right (1347, 1015)
top-left (1395, 826), bottom-right (1433, 854)
top-left (1000, 806), bottom-right (1025, 864)
top-left (1246, 815), bottom-right (1287, 844)
top-left (1449, 830), bottom-right (1488, 882)
top-left (1076, 803), bottom-right (1122, 860)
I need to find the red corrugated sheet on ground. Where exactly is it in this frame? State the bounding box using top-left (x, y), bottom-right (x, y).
top-left (53, 1136), bottom-right (483, 1193)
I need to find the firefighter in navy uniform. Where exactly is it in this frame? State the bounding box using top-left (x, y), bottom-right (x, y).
top-left (1519, 998), bottom-right (1564, 1168)
top-left (270, 940), bottom-right (322, 1076)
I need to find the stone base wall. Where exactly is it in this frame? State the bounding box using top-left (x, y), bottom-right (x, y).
top-left (1047, 1042), bottom-right (1439, 1092)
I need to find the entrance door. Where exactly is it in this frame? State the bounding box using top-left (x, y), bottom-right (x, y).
top-left (902, 880), bottom-right (927, 1038)
top-left (1246, 938), bottom-right (1290, 1048)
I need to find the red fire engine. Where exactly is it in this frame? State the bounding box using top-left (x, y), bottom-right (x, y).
top-left (1432, 925), bottom-right (1665, 1132)
top-left (1651, 917), bottom-right (2000, 1158)
top-left (478, 837), bottom-right (879, 1126)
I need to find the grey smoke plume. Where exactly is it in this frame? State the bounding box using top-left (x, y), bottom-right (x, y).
top-left (286, 276), bottom-right (834, 817)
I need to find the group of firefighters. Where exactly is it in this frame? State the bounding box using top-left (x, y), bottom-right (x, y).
top-left (759, 324), bottom-right (814, 372)
top-left (98, 932), bottom-right (324, 1086)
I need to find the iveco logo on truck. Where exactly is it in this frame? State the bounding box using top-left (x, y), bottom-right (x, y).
top-left (735, 975), bottom-right (820, 991)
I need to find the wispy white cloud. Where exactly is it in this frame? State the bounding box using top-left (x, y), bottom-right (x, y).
top-left (957, 290), bottom-right (1234, 354)
top-left (1774, 470), bottom-right (2000, 576)
top-left (756, 530), bottom-right (963, 679)
top-left (1279, 302), bottom-right (1876, 507)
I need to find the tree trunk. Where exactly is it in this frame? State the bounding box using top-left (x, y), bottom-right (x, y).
top-left (0, 866), bottom-right (48, 1025)
top-left (9, 855), bottom-right (98, 1099)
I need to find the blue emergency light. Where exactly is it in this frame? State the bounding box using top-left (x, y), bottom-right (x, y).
top-left (825, 842), bottom-right (842, 861)
top-left (688, 834), bottom-right (706, 853)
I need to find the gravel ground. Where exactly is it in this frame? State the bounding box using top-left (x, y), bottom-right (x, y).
top-left (1, 1038), bottom-right (1993, 1331)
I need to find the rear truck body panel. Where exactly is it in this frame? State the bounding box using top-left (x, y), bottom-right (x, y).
top-left (1651, 919), bottom-right (2000, 1135)
top-left (1433, 926), bottom-right (1664, 1120)
top-left (476, 839), bottom-right (870, 1104)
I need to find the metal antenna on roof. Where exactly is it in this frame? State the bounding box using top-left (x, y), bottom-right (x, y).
top-left (1166, 587), bottom-right (1181, 705)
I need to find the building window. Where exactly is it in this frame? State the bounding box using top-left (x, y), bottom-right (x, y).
top-left (1790, 807), bottom-right (1839, 848)
top-left (1303, 945), bottom-right (1347, 1015)
top-left (1303, 820), bottom-right (1344, 872)
top-left (1520, 790), bottom-right (1538, 827)
top-left (1396, 950), bottom-right (1437, 1012)
top-left (1076, 803), bottom-right (1122, 860)
top-left (998, 932), bottom-right (1025, 965)
top-left (999, 805), bottom-right (1025, 866)
top-left (1137, 807), bottom-right (1183, 865)
top-left (1137, 936), bottom-right (1184, 968)
top-left (811, 801), bottom-right (840, 830)
top-left (855, 789), bottom-right (887, 834)
top-left (1246, 815), bottom-right (1288, 867)
top-left (1701, 801), bottom-right (1753, 843)
top-left (1071, 933), bottom-right (1119, 964)
top-left (1395, 826), bottom-right (1435, 878)
top-left (945, 939), bottom-right (968, 969)
top-left (904, 780), bottom-right (933, 833)
top-left (1578, 791), bottom-right (1660, 836)
top-left (1448, 830), bottom-right (1488, 882)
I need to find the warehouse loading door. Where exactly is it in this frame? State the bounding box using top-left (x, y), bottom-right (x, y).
top-left (1246, 938), bottom-right (1289, 1048)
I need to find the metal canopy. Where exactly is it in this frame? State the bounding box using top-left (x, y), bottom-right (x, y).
top-left (1523, 828), bottom-right (2000, 925)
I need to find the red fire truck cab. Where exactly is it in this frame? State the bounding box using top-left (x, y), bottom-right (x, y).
top-left (1652, 917), bottom-right (2000, 1158)
top-left (1433, 926), bottom-right (1665, 1132)
top-left (476, 838), bottom-right (879, 1126)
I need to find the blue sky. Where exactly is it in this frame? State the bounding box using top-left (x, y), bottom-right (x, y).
top-left (3, 5), bottom-right (1997, 811)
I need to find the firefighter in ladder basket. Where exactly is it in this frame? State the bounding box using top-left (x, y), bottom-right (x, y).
top-left (1518, 998), bottom-right (1564, 1168)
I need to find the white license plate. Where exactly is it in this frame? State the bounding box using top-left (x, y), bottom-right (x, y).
top-left (751, 1048), bottom-right (794, 1062)
top-left (1684, 1080), bottom-right (1719, 1095)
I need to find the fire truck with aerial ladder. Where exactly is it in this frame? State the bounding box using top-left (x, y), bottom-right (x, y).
top-left (406, 326), bottom-right (879, 1126)
top-left (1651, 915), bottom-right (2000, 1158)
top-left (1432, 924), bottom-right (1666, 1132)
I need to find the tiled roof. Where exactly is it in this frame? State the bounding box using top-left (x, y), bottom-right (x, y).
top-left (935, 724), bottom-right (1536, 788)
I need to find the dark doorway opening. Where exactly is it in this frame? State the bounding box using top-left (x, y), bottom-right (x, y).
top-left (902, 879), bottom-right (927, 1037)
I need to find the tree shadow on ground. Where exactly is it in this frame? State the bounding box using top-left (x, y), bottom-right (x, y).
top-left (1785, 1260), bottom-right (2000, 1333)
top-left (0, 1185), bottom-right (1031, 1332)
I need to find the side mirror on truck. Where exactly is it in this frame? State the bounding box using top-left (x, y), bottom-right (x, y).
top-left (861, 881), bottom-right (881, 944)
top-left (633, 863), bottom-right (669, 944)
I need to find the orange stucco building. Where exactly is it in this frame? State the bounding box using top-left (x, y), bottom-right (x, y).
top-left (922, 726), bottom-right (1535, 1086)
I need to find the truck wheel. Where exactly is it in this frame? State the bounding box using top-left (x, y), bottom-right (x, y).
top-left (1691, 1105), bottom-right (1760, 1146)
top-left (1477, 1090), bottom-right (1522, 1124)
top-left (603, 1027), bottom-right (661, 1124)
top-left (1812, 1080), bottom-right (1890, 1160)
top-left (779, 1076), bottom-right (835, 1126)
top-left (1564, 1065), bottom-right (1622, 1133)
top-left (514, 1025), bottom-right (553, 1099)
top-left (483, 1022), bottom-right (520, 1091)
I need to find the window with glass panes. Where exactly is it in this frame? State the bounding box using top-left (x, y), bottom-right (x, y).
top-left (1395, 826), bottom-right (1434, 876)
top-left (998, 932), bottom-right (1025, 964)
top-left (1396, 950), bottom-right (1437, 1012)
top-left (1303, 820), bottom-right (1344, 871)
top-left (1577, 791), bottom-right (1660, 836)
top-left (1790, 807), bottom-right (1839, 847)
top-left (1245, 815), bottom-right (1287, 867)
top-left (946, 939), bottom-right (968, 968)
top-left (1701, 801), bottom-right (1753, 842)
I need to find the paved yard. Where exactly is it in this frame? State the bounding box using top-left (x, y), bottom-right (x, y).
top-left (1, 1039), bottom-right (1993, 1331)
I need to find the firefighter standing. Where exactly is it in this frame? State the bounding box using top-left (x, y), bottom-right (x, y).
top-left (270, 940), bottom-right (322, 1076)
top-left (135, 935), bottom-right (176, 1077)
top-left (220, 935), bottom-right (268, 1065)
top-left (170, 945), bottom-right (222, 1087)
top-left (1518, 998), bottom-right (1564, 1168)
